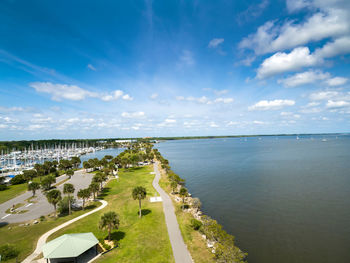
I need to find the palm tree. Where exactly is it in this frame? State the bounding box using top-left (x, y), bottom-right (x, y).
top-left (179, 187), bottom-right (188, 210)
top-left (28, 182), bottom-right (40, 197)
top-left (132, 186), bottom-right (147, 218)
top-left (63, 183), bottom-right (75, 214)
top-left (46, 189), bottom-right (62, 218)
top-left (93, 173), bottom-right (104, 190)
top-left (99, 211), bottom-right (120, 242)
top-left (89, 182), bottom-right (99, 199)
top-left (77, 188), bottom-right (90, 210)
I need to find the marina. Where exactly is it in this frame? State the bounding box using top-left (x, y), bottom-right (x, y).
top-left (0, 144), bottom-right (104, 176)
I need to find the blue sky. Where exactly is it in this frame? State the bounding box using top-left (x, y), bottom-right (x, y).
top-left (0, 0), bottom-right (350, 140)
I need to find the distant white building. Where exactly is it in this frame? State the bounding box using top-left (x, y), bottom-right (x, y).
top-left (115, 139), bottom-right (136, 143)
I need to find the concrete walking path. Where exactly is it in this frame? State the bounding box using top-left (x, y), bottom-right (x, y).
top-left (152, 163), bottom-right (193, 263)
top-left (22, 199), bottom-right (108, 263)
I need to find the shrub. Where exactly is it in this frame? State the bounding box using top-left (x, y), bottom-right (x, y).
top-left (40, 215), bottom-right (45, 221)
top-left (190, 218), bottom-right (202, 230)
top-left (0, 244), bottom-right (19, 260)
top-left (0, 184), bottom-right (8, 191)
top-left (10, 174), bottom-right (26, 185)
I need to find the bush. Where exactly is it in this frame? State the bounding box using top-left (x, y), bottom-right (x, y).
top-left (190, 218), bottom-right (202, 230)
top-left (98, 238), bottom-right (112, 250)
top-left (10, 174), bottom-right (26, 185)
top-left (40, 215), bottom-right (45, 221)
top-left (0, 244), bottom-right (19, 260)
top-left (0, 184), bottom-right (8, 191)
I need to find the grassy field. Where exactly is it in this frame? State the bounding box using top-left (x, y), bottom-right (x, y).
top-left (158, 165), bottom-right (216, 263)
top-left (0, 183), bottom-right (27, 204)
top-left (0, 202), bottom-right (100, 263)
top-left (49, 166), bottom-right (174, 263)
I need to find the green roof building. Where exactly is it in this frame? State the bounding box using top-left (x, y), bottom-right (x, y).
top-left (42, 233), bottom-right (99, 263)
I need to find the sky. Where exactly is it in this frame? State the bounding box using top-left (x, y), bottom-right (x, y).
top-left (0, 0), bottom-right (350, 140)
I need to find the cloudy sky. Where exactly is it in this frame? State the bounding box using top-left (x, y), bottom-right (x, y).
top-left (1, 0), bottom-right (350, 140)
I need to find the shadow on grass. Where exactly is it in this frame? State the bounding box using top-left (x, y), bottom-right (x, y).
top-left (98, 187), bottom-right (111, 199)
top-left (137, 209), bottom-right (152, 217)
top-left (110, 231), bottom-right (126, 241)
top-left (0, 222), bottom-right (8, 228)
top-left (124, 167), bottom-right (143, 172)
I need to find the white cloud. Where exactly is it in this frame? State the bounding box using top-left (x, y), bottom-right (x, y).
top-left (150, 93), bottom-right (158, 99)
top-left (30, 82), bottom-right (96, 101)
top-left (122, 94), bottom-right (133, 101)
top-left (239, 7), bottom-right (349, 55)
top-left (121, 111), bottom-right (145, 118)
top-left (326, 100), bottom-right (350, 108)
top-left (249, 99), bottom-right (295, 110)
top-left (253, 120), bottom-right (266, 124)
top-left (309, 91), bottom-right (340, 100)
top-left (286, 0), bottom-right (311, 13)
top-left (87, 64), bottom-right (96, 71)
top-left (101, 90), bottom-right (123, 101)
top-left (179, 50), bottom-right (195, 66)
top-left (278, 70), bottom-right (330, 87)
top-left (325, 76), bottom-right (348, 86)
top-left (165, 119), bottom-right (176, 123)
top-left (0, 124), bottom-right (8, 129)
top-left (278, 70), bottom-right (348, 87)
top-left (209, 122), bottom-right (219, 128)
top-left (257, 47), bottom-right (320, 79)
top-left (176, 95), bottom-right (234, 105)
top-left (214, 98), bottom-right (234, 103)
top-left (31, 82), bottom-right (133, 102)
top-left (314, 36), bottom-right (350, 58)
top-left (208, 38), bottom-right (224, 48)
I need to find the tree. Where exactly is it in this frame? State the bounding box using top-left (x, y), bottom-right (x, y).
top-left (28, 182), bottom-right (40, 197)
top-left (71, 156), bottom-right (81, 169)
top-left (170, 181), bottom-right (178, 194)
top-left (83, 161), bottom-right (91, 172)
top-left (10, 174), bottom-right (26, 185)
top-left (93, 172), bottom-right (104, 190)
top-left (179, 187), bottom-right (188, 209)
top-left (99, 211), bottom-right (120, 241)
top-left (77, 188), bottom-right (90, 210)
top-left (63, 183), bottom-right (75, 215)
top-left (66, 169), bottom-right (74, 179)
top-left (89, 182), bottom-right (99, 199)
top-left (192, 197), bottom-right (201, 212)
top-left (23, 169), bottom-right (37, 181)
top-left (132, 186), bottom-right (147, 218)
top-left (41, 175), bottom-right (56, 191)
top-left (46, 189), bottom-right (62, 218)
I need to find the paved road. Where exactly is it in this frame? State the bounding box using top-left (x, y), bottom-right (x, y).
top-left (23, 199), bottom-right (108, 263)
top-left (152, 162), bottom-right (193, 263)
top-left (0, 169), bottom-right (94, 224)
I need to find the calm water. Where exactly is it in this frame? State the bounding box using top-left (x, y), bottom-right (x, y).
top-left (156, 135), bottom-right (350, 263)
top-left (79, 148), bottom-right (124, 167)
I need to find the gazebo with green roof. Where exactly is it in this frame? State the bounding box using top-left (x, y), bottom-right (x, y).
top-left (43, 233), bottom-right (99, 263)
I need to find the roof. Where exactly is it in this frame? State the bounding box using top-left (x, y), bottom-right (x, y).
top-left (43, 233), bottom-right (99, 259)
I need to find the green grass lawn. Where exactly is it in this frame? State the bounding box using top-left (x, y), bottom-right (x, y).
top-left (49, 166), bottom-right (174, 263)
top-left (0, 202), bottom-right (101, 263)
top-left (0, 183), bottom-right (27, 204)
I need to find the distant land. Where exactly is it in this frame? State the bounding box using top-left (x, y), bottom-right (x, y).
top-left (0, 133), bottom-right (349, 151)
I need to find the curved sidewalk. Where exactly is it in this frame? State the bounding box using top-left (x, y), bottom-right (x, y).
top-left (152, 163), bottom-right (193, 263)
top-left (23, 199), bottom-right (108, 263)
